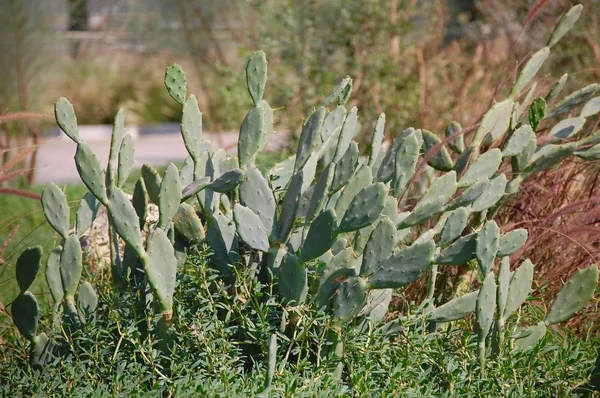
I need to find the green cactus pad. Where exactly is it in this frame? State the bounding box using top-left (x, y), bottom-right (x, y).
top-left (174, 203), bottom-right (205, 243)
top-left (60, 235), bottom-right (83, 298)
top-left (306, 164), bottom-right (334, 222)
top-left (545, 263), bottom-right (599, 325)
top-left (206, 210), bottom-right (238, 274)
top-left (471, 174), bottom-right (507, 213)
top-left (239, 105), bottom-right (267, 168)
top-left (546, 83), bottom-right (600, 119)
top-left (546, 74), bottom-right (568, 103)
top-left (181, 177), bottom-right (211, 201)
top-left (331, 141), bottom-right (359, 193)
top-left (547, 4), bottom-right (583, 48)
top-left (164, 64), bottom-right (187, 105)
top-left (497, 257), bottom-right (511, 317)
top-left (141, 164), bottom-right (162, 204)
top-left (503, 259), bottom-right (534, 319)
top-left (257, 100), bottom-right (274, 152)
top-left (132, 178), bottom-right (148, 230)
top-left (55, 97), bottom-right (80, 143)
top-left (320, 105), bottom-right (346, 142)
top-left (108, 109), bottom-right (126, 179)
top-left (332, 106), bottom-right (358, 163)
top-left (444, 179), bottom-right (488, 211)
top-left (266, 245), bottom-right (287, 273)
top-left (523, 144), bottom-right (576, 176)
top-left (338, 183), bottom-right (387, 233)
top-left (575, 143), bottom-right (600, 161)
top-left (439, 207), bottom-right (469, 245)
top-left (422, 171), bottom-right (458, 203)
top-left (392, 131), bottom-right (421, 196)
top-left (316, 249), bottom-right (355, 311)
top-left (207, 169), bottom-right (245, 193)
top-left (476, 221), bottom-right (500, 275)
top-left (322, 76), bottom-right (352, 107)
top-left (471, 100), bottom-right (514, 146)
top-left (278, 253), bottom-right (308, 305)
top-left (445, 121), bottom-right (464, 154)
top-left (239, 164), bottom-right (277, 234)
top-left (421, 130), bottom-right (454, 171)
top-left (476, 272), bottom-right (497, 341)
top-left (502, 125), bottom-right (535, 157)
top-left (435, 233), bottom-right (477, 265)
top-left (497, 229), bottom-right (528, 257)
top-left (510, 47), bottom-right (550, 97)
top-left (16, 246), bottom-right (42, 293)
top-left (116, 134), bottom-right (135, 188)
top-left (458, 148), bottom-right (502, 188)
top-left (108, 188), bottom-right (144, 252)
top-left (75, 142), bottom-right (108, 204)
top-left (246, 51), bottom-right (267, 105)
top-left (181, 95), bottom-right (203, 159)
top-left (368, 113), bottom-right (386, 167)
top-left (397, 195), bottom-right (446, 229)
top-left (581, 96), bottom-right (600, 118)
top-left (41, 183), bottom-right (70, 239)
top-left (299, 152), bottom-right (319, 194)
top-left (146, 228), bottom-right (177, 316)
top-left (46, 246), bottom-right (63, 303)
top-left (511, 132), bottom-right (536, 172)
top-left (429, 290), bottom-right (478, 322)
top-left (295, 107), bottom-right (326, 171)
top-left (548, 117), bottom-right (586, 142)
top-left (513, 321), bottom-right (547, 351)
top-left (332, 276), bottom-right (368, 324)
top-left (76, 192), bottom-right (99, 237)
top-left (334, 164), bottom-right (373, 219)
top-left (180, 156), bottom-right (195, 187)
top-left (368, 239), bottom-right (435, 289)
top-left (11, 291), bottom-right (39, 342)
top-left (158, 163), bottom-right (182, 229)
top-left (76, 281), bottom-right (98, 322)
top-left (300, 209), bottom-right (339, 262)
top-left (360, 217), bottom-right (396, 276)
top-left (277, 171), bottom-right (304, 243)
top-left (30, 332), bottom-right (55, 369)
top-left (233, 204), bottom-right (270, 252)
top-left (360, 288), bottom-right (393, 323)
top-left (375, 128), bottom-right (412, 183)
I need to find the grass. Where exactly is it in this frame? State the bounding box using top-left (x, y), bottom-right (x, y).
top-left (0, 244), bottom-right (598, 396)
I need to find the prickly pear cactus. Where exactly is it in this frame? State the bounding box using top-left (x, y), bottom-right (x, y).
top-left (10, 5), bottom-right (598, 379)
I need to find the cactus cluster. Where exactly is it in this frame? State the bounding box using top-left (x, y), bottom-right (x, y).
top-left (8, 4), bottom-right (599, 377)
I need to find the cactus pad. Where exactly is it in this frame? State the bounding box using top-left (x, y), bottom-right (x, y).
top-left (338, 182), bottom-right (387, 233)
top-left (368, 239), bottom-right (435, 289)
top-left (300, 209), bottom-right (338, 262)
top-left (164, 64), bottom-right (187, 105)
top-left (11, 291), bottom-right (39, 342)
top-left (246, 51), bottom-right (268, 105)
top-left (503, 259), bottom-right (534, 319)
top-left (234, 204), bottom-right (270, 252)
top-left (41, 183), bottom-right (70, 239)
top-left (476, 221), bottom-right (500, 275)
top-left (544, 263), bottom-right (599, 325)
top-left (55, 97), bottom-right (80, 143)
top-left (16, 246), bottom-right (42, 293)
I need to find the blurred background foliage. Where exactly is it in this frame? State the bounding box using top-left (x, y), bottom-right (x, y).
top-left (0, 0), bottom-right (598, 134)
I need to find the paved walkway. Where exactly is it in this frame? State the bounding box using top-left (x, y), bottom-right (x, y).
top-left (34, 131), bottom-right (288, 184)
